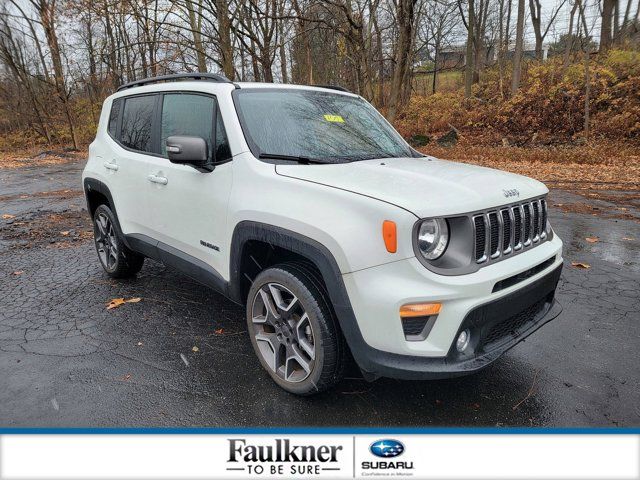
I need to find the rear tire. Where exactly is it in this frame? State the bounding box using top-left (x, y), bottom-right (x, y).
top-left (246, 262), bottom-right (345, 395)
top-left (93, 204), bottom-right (144, 278)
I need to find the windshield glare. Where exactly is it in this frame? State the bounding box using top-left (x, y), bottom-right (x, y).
top-left (234, 89), bottom-right (416, 163)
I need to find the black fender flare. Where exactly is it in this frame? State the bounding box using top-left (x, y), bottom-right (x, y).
top-left (83, 178), bottom-right (132, 250)
top-left (229, 221), bottom-right (376, 371)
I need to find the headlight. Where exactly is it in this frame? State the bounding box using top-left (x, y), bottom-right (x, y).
top-left (417, 218), bottom-right (449, 260)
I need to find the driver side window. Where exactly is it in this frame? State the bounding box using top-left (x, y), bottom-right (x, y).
top-left (160, 93), bottom-right (232, 163)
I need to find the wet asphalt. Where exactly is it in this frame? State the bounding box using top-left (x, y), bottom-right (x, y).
top-left (0, 159), bottom-right (639, 428)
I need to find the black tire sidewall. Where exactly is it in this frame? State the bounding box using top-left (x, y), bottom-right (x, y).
top-left (246, 266), bottom-right (337, 395)
top-left (93, 205), bottom-right (121, 274)
top-left (92, 204), bottom-right (143, 278)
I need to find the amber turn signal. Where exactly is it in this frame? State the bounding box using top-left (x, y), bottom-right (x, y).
top-left (382, 220), bottom-right (397, 253)
top-left (399, 302), bottom-right (442, 318)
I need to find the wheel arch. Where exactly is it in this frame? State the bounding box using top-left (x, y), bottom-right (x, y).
top-left (229, 221), bottom-right (371, 367)
top-left (83, 178), bottom-right (131, 249)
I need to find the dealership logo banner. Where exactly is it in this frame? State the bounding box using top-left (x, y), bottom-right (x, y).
top-left (0, 433), bottom-right (638, 479)
top-left (224, 437), bottom-right (350, 477)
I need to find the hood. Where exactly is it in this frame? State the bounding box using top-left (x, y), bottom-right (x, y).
top-left (275, 156), bottom-right (548, 218)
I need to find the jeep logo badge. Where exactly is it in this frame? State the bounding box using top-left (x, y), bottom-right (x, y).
top-left (503, 188), bottom-right (520, 198)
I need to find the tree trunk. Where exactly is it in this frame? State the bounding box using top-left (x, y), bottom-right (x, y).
top-left (464, 0), bottom-right (475, 98)
top-left (373, 12), bottom-right (384, 105)
top-left (277, 0), bottom-right (288, 83)
top-left (36, 0), bottom-right (78, 149)
top-left (511, 0), bottom-right (525, 94)
top-left (216, 0), bottom-right (235, 80)
top-left (562, 1), bottom-right (579, 73)
top-left (578, 0), bottom-right (591, 138)
top-left (185, 0), bottom-right (207, 72)
top-left (600, 0), bottom-right (615, 51)
top-left (529, 0), bottom-right (544, 60)
top-left (432, 42), bottom-right (438, 94)
top-left (388, 0), bottom-right (416, 122)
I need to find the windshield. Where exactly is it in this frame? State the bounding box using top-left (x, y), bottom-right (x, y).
top-left (233, 89), bottom-right (417, 163)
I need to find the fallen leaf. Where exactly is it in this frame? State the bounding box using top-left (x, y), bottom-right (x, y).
top-left (571, 262), bottom-right (591, 269)
top-left (60, 231), bottom-right (70, 236)
top-left (2, 214), bottom-right (15, 219)
top-left (136, 342), bottom-right (143, 347)
top-left (12, 271), bottom-right (24, 276)
top-left (214, 328), bottom-right (224, 334)
top-left (192, 346), bottom-right (200, 352)
top-left (106, 297), bottom-right (141, 310)
top-left (106, 298), bottom-right (125, 310)
top-left (585, 237), bottom-right (599, 243)
top-left (622, 237), bottom-right (634, 241)
top-left (122, 374), bottom-right (131, 381)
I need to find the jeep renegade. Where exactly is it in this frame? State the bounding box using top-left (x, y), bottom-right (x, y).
top-left (83, 73), bottom-right (563, 395)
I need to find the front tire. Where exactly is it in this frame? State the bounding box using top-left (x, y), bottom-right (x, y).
top-left (246, 263), bottom-right (345, 395)
top-left (93, 204), bottom-right (144, 278)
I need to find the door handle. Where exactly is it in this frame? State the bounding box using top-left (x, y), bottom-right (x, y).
top-left (147, 174), bottom-right (168, 185)
top-left (103, 161), bottom-right (119, 171)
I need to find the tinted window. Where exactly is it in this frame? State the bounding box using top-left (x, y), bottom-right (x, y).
top-left (108, 98), bottom-right (121, 139)
top-left (215, 106), bottom-right (232, 162)
top-left (121, 95), bottom-right (156, 153)
top-left (235, 90), bottom-right (415, 163)
top-left (161, 94), bottom-right (215, 161)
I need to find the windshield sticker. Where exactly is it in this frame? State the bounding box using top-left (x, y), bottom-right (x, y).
top-left (323, 114), bottom-right (344, 123)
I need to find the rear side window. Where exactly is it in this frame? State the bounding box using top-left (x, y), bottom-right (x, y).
top-left (161, 94), bottom-right (215, 160)
top-left (121, 95), bottom-right (156, 153)
top-left (108, 99), bottom-right (121, 138)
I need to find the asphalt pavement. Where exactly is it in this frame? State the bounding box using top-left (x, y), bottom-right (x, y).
top-left (1, 159), bottom-right (639, 427)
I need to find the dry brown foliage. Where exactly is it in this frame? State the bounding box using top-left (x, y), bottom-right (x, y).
top-left (420, 140), bottom-right (640, 191)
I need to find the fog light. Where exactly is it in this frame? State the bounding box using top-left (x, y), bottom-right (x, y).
top-left (456, 329), bottom-right (470, 352)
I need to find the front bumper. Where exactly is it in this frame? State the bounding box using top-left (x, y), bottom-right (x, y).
top-left (338, 235), bottom-right (564, 380)
top-left (355, 264), bottom-right (562, 380)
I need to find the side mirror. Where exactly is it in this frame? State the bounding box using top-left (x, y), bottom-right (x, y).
top-left (166, 136), bottom-right (208, 166)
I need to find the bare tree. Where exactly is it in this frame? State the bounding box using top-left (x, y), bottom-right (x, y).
top-left (600, 0), bottom-right (615, 50)
top-left (460, 0), bottom-right (475, 97)
top-left (529, 0), bottom-right (567, 60)
top-left (388, 0), bottom-right (418, 120)
top-left (30, 0), bottom-right (78, 148)
top-left (511, 0), bottom-right (525, 94)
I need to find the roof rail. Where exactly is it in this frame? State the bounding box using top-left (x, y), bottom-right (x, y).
top-left (116, 73), bottom-right (232, 92)
top-left (313, 84), bottom-right (351, 93)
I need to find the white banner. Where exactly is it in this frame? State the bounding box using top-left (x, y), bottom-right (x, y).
top-left (1, 434), bottom-right (638, 479)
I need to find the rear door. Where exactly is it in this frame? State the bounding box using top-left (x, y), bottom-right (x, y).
top-left (106, 94), bottom-right (158, 238)
top-left (144, 92), bottom-right (233, 277)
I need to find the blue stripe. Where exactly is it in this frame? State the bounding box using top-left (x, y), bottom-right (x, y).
top-left (0, 427), bottom-right (638, 435)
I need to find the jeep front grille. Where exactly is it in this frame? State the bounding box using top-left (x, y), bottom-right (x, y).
top-left (473, 198), bottom-right (548, 265)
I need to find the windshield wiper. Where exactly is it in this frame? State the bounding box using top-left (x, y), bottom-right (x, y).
top-left (258, 153), bottom-right (326, 164)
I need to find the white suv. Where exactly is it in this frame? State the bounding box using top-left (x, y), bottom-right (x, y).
top-left (83, 73), bottom-right (563, 395)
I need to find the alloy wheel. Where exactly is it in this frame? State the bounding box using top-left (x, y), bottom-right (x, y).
top-left (251, 282), bottom-right (316, 383)
top-left (94, 212), bottom-right (118, 271)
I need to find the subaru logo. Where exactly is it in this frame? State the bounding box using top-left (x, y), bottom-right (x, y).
top-left (369, 439), bottom-right (404, 458)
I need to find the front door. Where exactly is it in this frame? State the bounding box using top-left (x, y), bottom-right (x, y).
top-left (145, 92), bottom-right (233, 279)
